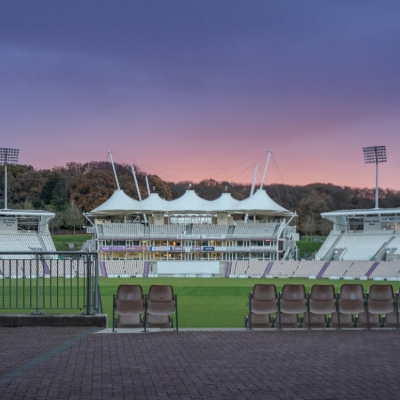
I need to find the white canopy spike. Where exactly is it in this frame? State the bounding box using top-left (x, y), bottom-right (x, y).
top-left (131, 165), bottom-right (147, 223)
top-left (108, 150), bottom-right (120, 190)
top-left (145, 176), bottom-right (151, 197)
top-left (244, 163), bottom-right (259, 223)
top-left (260, 150), bottom-right (272, 189)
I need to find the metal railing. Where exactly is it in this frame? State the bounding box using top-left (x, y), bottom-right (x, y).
top-left (0, 251), bottom-right (100, 315)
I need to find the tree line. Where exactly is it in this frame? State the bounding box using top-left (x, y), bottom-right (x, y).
top-left (1, 162), bottom-right (400, 235)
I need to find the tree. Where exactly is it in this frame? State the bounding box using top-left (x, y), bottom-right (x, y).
top-left (149, 175), bottom-right (173, 200)
top-left (69, 170), bottom-right (116, 211)
top-left (45, 205), bottom-right (64, 235)
top-left (63, 202), bottom-right (84, 234)
top-left (297, 190), bottom-right (330, 236)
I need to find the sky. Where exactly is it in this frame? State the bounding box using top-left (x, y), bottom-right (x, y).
top-left (1, 1), bottom-right (400, 189)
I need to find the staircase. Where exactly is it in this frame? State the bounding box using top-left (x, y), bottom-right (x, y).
top-left (366, 262), bottom-right (380, 278)
top-left (262, 262), bottom-right (274, 278)
top-left (227, 225), bottom-right (235, 237)
top-left (317, 262), bottom-right (330, 279)
top-left (99, 261), bottom-right (108, 278)
top-left (143, 261), bottom-right (150, 277)
top-left (225, 262), bottom-right (233, 277)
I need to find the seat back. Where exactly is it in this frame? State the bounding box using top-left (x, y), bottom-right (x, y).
top-left (117, 314), bottom-right (142, 328)
top-left (146, 314), bottom-right (172, 328)
top-left (357, 311), bottom-right (381, 328)
top-left (246, 313), bottom-right (271, 328)
top-left (146, 285), bottom-right (176, 316)
top-left (369, 284), bottom-right (394, 301)
top-left (368, 284), bottom-right (394, 314)
top-left (147, 285), bottom-right (174, 303)
top-left (303, 311), bottom-right (327, 328)
top-left (115, 285), bottom-right (144, 316)
top-left (280, 284), bottom-right (307, 314)
top-left (253, 284), bottom-right (277, 301)
top-left (251, 284), bottom-right (277, 314)
top-left (310, 284), bottom-right (335, 301)
top-left (116, 284), bottom-right (143, 301)
top-left (338, 284), bottom-right (365, 314)
top-left (277, 312), bottom-right (299, 328)
top-left (339, 284), bottom-right (364, 301)
top-left (281, 284), bottom-right (306, 301)
top-left (309, 284), bottom-right (336, 314)
top-left (330, 311), bottom-right (354, 328)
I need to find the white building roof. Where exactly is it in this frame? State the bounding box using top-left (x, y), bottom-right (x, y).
top-left (89, 188), bottom-right (293, 216)
top-left (236, 189), bottom-right (292, 216)
top-left (209, 193), bottom-right (241, 213)
top-left (90, 189), bottom-right (140, 215)
top-left (168, 190), bottom-right (212, 214)
top-left (139, 193), bottom-right (170, 213)
top-left (322, 208), bottom-right (400, 218)
top-left (0, 209), bottom-right (55, 218)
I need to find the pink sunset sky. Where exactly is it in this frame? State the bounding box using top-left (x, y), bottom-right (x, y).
top-left (1, 1), bottom-right (400, 189)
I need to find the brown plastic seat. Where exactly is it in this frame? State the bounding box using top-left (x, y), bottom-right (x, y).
top-left (383, 311), bottom-right (399, 328)
top-left (279, 284), bottom-right (307, 313)
top-left (337, 284), bottom-right (365, 314)
top-left (302, 311), bottom-right (327, 328)
top-left (383, 289), bottom-right (400, 328)
top-left (251, 284), bottom-right (278, 314)
top-left (276, 312), bottom-right (299, 328)
top-left (117, 314), bottom-right (143, 328)
top-left (145, 285), bottom-right (177, 331)
top-left (329, 312), bottom-right (355, 328)
top-left (145, 314), bottom-right (173, 328)
top-left (113, 285), bottom-right (144, 330)
top-left (309, 285), bottom-right (336, 314)
top-left (245, 313), bottom-right (272, 328)
top-left (367, 284), bottom-right (394, 314)
top-left (357, 311), bottom-right (381, 328)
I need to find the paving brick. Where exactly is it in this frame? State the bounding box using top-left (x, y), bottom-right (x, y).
top-left (1, 329), bottom-right (400, 398)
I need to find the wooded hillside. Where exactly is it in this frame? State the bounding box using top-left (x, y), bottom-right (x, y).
top-left (1, 162), bottom-right (400, 235)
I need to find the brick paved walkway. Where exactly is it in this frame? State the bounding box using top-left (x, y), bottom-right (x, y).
top-left (0, 328), bottom-right (400, 399)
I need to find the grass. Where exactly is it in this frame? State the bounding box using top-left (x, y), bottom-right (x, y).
top-left (98, 277), bottom-right (400, 328)
top-left (2, 277), bottom-right (400, 327)
top-left (52, 235), bottom-right (92, 251)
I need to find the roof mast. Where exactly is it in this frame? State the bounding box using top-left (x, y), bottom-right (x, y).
top-left (244, 162), bottom-right (259, 223)
top-left (260, 150), bottom-right (272, 189)
top-left (108, 150), bottom-right (120, 190)
top-left (131, 165), bottom-right (147, 223)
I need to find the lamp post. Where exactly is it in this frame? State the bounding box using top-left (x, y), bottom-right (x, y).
top-left (0, 148), bottom-right (19, 210)
top-left (363, 146), bottom-right (387, 209)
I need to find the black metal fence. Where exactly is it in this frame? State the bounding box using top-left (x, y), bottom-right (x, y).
top-left (0, 252), bottom-right (100, 315)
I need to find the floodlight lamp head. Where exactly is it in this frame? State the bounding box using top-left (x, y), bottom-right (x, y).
top-left (362, 145), bottom-right (387, 164)
top-left (0, 148), bottom-right (19, 165)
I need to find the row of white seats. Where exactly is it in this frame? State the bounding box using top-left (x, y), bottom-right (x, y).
top-left (103, 260), bottom-right (146, 276)
top-left (228, 260), bottom-right (400, 279)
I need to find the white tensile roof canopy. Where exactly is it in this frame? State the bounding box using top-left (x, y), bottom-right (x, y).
top-left (90, 189), bottom-right (141, 215)
top-left (89, 189), bottom-right (293, 217)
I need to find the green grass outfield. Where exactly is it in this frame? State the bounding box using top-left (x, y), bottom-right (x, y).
top-left (2, 277), bottom-right (399, 327)
top-left (99, 277), bottom-right (400, 328)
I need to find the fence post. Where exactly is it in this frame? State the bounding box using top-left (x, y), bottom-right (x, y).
top-left (93, 254), bottom-right (100, 314)
top-left (32, 254), bottom-right (42, 315)
top-left (85, 253), bottom-right (92, 315)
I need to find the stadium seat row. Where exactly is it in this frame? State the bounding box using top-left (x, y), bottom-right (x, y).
top-left (112, 284), bottom-right (178, 331)
top-left (246, 283), bottom-right (400, 329)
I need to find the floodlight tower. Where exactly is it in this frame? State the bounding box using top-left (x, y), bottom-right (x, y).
top-left (363, 146), bottom-right (387, 209)
top-left (0, 148), bottom-right (19, 210)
